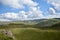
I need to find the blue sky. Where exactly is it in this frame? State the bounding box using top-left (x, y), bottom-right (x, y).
top-left (0, 0), bottom-right (50, 13)
top-left (0, 0), bottom-right (60, 21)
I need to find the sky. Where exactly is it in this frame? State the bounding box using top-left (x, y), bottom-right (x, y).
top-left (0, 0), bottom-right (60, 21)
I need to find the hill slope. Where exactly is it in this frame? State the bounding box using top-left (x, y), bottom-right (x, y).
top-left (0, 28), bottom-right (60, 40)
top-left (35, 19), bottom-right (60, 27)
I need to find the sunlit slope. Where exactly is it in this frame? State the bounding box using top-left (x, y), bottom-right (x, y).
top-left (0, 28), bottom-right (60, 40)
top-left (10, 28), bottom-right (60, 40)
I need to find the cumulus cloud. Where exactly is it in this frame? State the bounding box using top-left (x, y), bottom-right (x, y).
top-left (0, 0), bottom-right (38, 9)
top-left (28, 7), bottom-right (44, 18)
top-left (0, 0), bottom-right (43, 21)
top-left (0, 0), bottom-right (24, 9)
top-left (18, 11), bottom-right (28, 19)
top-left (46, 0), bottom-right (60, 10)
top-left (46, 7), bottom-right (60, 19)
top-left (0, 19), bottom-right (11, 21)
top-left (46, 13), bottom-right (60, 19)
top-left (0, 0), bottom-right (60, 21)
top-left (19, 0), bottom-right (38, 7)
top-left (0, 8), bottom-right (44, 20)
top-left (0, 12), bottom-right (25, 20)
top-left (49, 8), bottom-right (55, 14)
top-left (45, 0), bottom-right (60, 18)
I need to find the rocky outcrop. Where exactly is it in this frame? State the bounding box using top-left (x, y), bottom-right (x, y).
top-left (1, 29), bottom-right (15, 40)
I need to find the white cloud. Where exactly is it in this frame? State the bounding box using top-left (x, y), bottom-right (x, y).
top-left (0, 0), bottom-right (38, 9)
top-left (1, 12), bottom-right (18, 19)
top-left (0, 0), bottom-right (60, 21)
top-left (0, 0), bottom-right (24, 9)
top-left (46, 0), bottom-right (60, 10)
top-left (49, 8), bottom-right (55, 14)
top-left (46, 13), bottom-right (60, 19)
top-left (0, 19), bottom-right (11, 21)
top-left (0, 7), bottom-right (44, 20)
top-left (19, 0), bottom-right (38, 7)
top-left (0, 12), bottom-right (26, 20)
top-left (45, 0), bottom-right (60, 19)
top-left (0, 0), bottom-right (45, 21)
top-left (18, 11), bottom-right (28, 19)
top-left (46, 7), bottom-right (60, 19)
top-left (28, 7), bottom-right (44, 18)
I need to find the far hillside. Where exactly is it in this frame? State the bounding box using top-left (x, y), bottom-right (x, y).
top-left (0, 19), bottom-right (60, 29)
top-left (35, 19), bottom-right (60, 29)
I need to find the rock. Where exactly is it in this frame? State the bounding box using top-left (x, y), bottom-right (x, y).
top-left (1, 29), bottom-right (15, 40)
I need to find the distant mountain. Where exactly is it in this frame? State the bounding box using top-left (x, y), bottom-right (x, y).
top-left (0, 21), bottom-right (11, 25)
top-left (0, 18), bottom-right (60, 26)
top-left (54, 18), bottom-right (60, 20)
top-left (22, 19), bottom-right (47, 23)
top-left (35, 19), bottom-right (60, 27)
top-left (11, 19), bottom-right (47, 25)
top-left (0, 19), bottom-right (47, 25)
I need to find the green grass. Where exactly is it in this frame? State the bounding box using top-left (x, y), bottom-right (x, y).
top-left (35, 19), bottom-right (60, 27)
top-left (0, 19), bottom-right (60, 40)
top-left (1, 28), bottom-right (59, 40)
top-left (0, 26), bottom-right (60, 40)
top-left (0, 33), bottom-right (13, 40)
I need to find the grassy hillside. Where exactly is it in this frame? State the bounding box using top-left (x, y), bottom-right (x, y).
top-left (0, 19), bottom-right (60, 40)
top-left (35, 19), bottom-right (60, 27)
top-left (0, 28), bottom-right (60, 40)
top-left (0, 31), bottom-right (13, 40)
